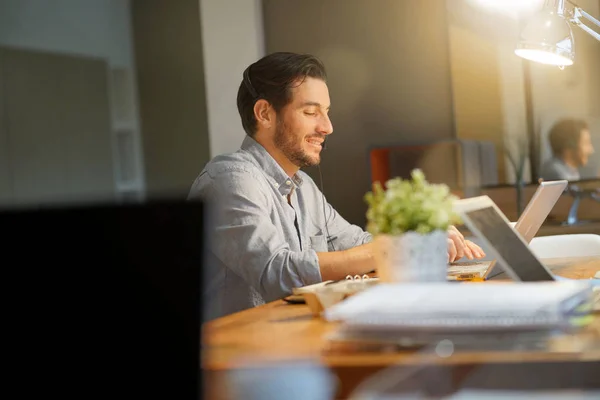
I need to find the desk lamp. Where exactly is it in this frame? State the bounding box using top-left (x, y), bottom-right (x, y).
top-left (515, 0), bottom-right (600, 66)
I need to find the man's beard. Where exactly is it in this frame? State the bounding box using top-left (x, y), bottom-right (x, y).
top-left (274, 119), bottom-right (320, 168)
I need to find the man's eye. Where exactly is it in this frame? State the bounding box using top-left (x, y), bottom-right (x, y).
top-left (304, 111), bottom-right (317, 116)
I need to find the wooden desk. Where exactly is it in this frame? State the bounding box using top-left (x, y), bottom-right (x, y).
top-left (204, 259), bottom-right (600, 399)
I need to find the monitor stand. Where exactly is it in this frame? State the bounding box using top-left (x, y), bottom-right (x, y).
top-left (563, 185), bottom-right (599, 226)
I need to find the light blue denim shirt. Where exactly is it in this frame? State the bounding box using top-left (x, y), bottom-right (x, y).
top-left (189, 135), bottom-right (372, 320)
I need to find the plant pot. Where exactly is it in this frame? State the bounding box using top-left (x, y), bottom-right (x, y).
top-left (374, 230), bottom-right (448, 283)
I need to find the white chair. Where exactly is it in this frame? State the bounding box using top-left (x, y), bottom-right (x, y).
top-left (529, 234), bottom-right (600, 259)
top-left (464, 230), bottom-right (600, 261)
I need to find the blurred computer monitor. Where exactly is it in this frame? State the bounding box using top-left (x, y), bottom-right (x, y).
top-left (2, 199), bottom-right (204, 398)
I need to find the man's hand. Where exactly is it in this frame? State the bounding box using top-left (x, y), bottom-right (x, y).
top-left (447, 225), bottom-right (485, 263)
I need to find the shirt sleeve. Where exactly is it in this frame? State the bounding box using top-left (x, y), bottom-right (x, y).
top-left (201, 169), bottom-right (322, 302)
top-left (321, 194), bottom-right (372, 251)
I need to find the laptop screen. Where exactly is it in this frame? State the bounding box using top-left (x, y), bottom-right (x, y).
top-left (465, 206), bottom-right (555, 281)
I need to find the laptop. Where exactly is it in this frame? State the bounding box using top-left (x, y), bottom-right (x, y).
top-left (453, 195), bottom-right (557, 282)
top-left (454, 195), bottom-right (598, 285)
top-left (1, 199), bottom-right (204, 398)
top-left (513, 180), bottom-right (568, 243)
top-left (454, 196), bottom-right (599, 314)
top-left (448, 180), bottom-right (567, 281)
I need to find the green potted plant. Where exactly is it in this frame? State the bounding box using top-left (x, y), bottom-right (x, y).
top-left (364, 169), bottom-right (460, 282)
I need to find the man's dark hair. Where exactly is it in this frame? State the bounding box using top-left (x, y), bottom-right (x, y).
top-left (548, 118), bottom-right (589, 157)
top-left (237, 52), bottom-right (327, 137)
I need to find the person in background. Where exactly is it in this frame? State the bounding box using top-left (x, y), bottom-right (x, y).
top-left (189, 52), bottom-right (485, 319)
top-left (540, 118), bottom-right (595, 181)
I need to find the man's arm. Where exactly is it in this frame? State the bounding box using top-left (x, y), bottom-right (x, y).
top-left (320, 194), bottom-right (372, 250)
top-left (203, 169), bottom-right (377, 298)
top-left (310, 196), bottom-right (375, 279)
top-left (317, 242), bottom-right (376, 281)
top-left (316, 227), bottom-right (485, 280)
top-left (201, 170), bottom-right (484, 298)
top-left (318, 193), bottom-right (484, 269)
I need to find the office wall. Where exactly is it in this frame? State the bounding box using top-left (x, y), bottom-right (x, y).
top-left (446, 0), bottom-right (530, 185)
top-left (0, 0), bottom-right (144, 201)
top-left (1, 47), bottom-right (115, 206)
top-left (263, 0), bottom-right (455, 226)
top-left (0, 0), bottom-right (134, 66)
top-left (199, 0), bottom-right (265, 157)
top-left (0, 51), bottom-right (9, 205)
top-left (131, 0), bottom-right (210, 198)
top-left (447, 21), bottom-right (507, 182)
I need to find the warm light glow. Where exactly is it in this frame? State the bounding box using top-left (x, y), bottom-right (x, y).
top-left (467, 0), bottom-right (545, 17)
top-left (514, 48), bottom-right (574, 66)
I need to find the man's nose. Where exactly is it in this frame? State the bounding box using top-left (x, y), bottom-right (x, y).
top-left (318, 114), bottom-right (333, 135)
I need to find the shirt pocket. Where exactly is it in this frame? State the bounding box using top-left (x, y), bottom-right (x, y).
top-left (309, 234), bottom-right (328, 252)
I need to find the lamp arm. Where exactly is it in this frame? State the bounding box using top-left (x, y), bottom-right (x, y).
top-left (566, 1), bottom-right (600, 41)
top-left (577, 8), bottom-right (600, 29)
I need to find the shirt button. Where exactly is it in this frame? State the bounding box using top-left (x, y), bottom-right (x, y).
top-left (285, 180), bottom-right (292, 186)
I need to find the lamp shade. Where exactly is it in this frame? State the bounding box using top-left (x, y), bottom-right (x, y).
top-left (515, 9), bottom-right (575, 66)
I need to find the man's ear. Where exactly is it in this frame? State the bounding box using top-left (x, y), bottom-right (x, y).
top-left (254, 99), bottom-right (273, 129)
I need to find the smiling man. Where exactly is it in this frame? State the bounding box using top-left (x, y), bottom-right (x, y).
top-left (188, 52), bottom-right (483, 319)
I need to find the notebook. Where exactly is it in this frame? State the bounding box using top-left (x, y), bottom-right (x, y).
top-left (323, 281), bottom-right (594, 333)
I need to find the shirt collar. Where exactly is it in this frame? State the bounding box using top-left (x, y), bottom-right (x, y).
top-left (241, 135), bottom-right (303, 196)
